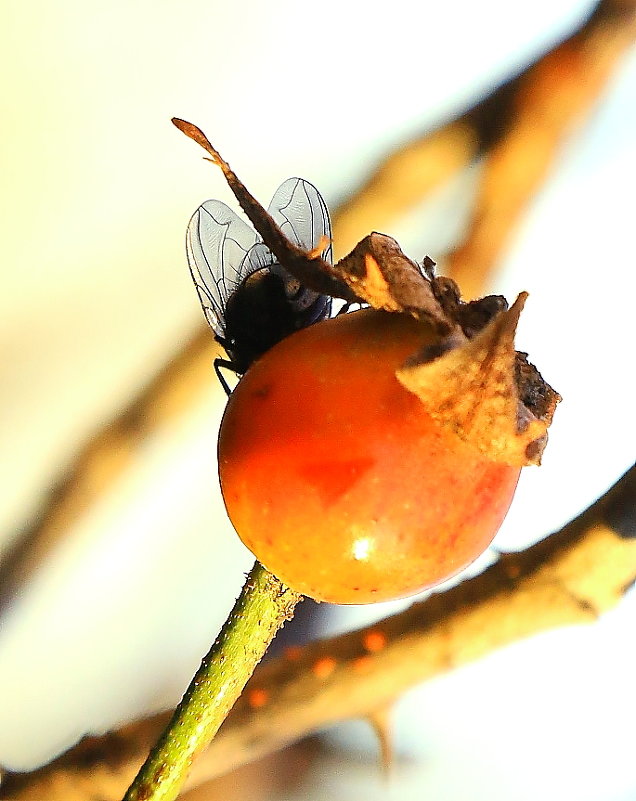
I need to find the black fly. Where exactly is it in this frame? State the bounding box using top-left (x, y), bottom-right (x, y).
top-left (185, 175), bottom-right (333, 394)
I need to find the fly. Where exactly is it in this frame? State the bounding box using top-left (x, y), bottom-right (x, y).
top-left (181, 134), bottom-right (334, 394)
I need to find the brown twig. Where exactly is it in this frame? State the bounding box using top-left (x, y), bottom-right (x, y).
top-left (3, 465), bottom-right (634, 801)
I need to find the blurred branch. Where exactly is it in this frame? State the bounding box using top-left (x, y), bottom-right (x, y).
top-left (331, 120), bottom-right (477, 259)
top-left (446, 0), bottom-right (636, 297)
top-left (332, 0), bottom-right (636, 286)
top-left (0, 329), bottom-right (218, 614)
top-left (3, 464), bottom-right (634, 801)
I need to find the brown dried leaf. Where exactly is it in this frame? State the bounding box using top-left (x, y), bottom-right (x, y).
top-left (396, 293), bottom-right (560, 466)
top-left (333, 233), bottom-right (455, 335)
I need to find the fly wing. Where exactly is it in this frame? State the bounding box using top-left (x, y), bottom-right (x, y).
top-left (267, 178), bottom-right (333, 313)
top-left (267, 178), bottom-right (333, 265)
top-left (185, 199), bottom-right (259, 336)
top-left (186, 179), bottom-right (333, 334)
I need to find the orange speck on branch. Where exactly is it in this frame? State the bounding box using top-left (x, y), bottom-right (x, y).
top-left (284, 645), bottom-right (303, 662)
top-left (312, 657), bottom-right (337, 679)
top-left (352, 655), bottom-right (373, 673)
top-left (363, 630), bottom-right (387, 653)
top-left (247, 688), bottom-right (269, 709)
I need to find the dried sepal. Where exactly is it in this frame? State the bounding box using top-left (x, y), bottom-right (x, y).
top-left (396, 293), bottom-right (560, 466)
top-left (333, 233), bottom-right (455, 336)
top-left (172, 118), bottom-right (357, 303)
top-left (515, 350), bottom-right (561, 429)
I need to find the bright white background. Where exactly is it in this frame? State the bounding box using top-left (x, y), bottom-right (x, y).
top-left (1, 1), bottom-right (635, 798)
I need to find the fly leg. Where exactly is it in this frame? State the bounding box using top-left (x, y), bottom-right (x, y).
top-left (214, 358), bottom-right (238, 396)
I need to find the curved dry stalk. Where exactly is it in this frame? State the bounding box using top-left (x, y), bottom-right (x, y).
top-left (3, 464), bottom-right (634, 801)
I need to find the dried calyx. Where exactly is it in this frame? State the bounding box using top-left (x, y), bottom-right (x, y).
top-left (330, 235), bottom-right (560, 466)
top-left (172, 118), bottom-right (560, 467)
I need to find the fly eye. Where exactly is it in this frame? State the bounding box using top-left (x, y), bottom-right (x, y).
top-left (284, 277), bottom-right (302, 299)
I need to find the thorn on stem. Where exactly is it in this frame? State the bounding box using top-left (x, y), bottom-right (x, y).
top-left (366, 705), bottom-right (394, 777)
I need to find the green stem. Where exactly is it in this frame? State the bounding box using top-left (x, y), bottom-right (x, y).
top-left (122, 561), bottom-right (302, 801)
